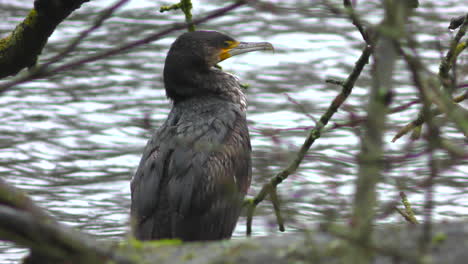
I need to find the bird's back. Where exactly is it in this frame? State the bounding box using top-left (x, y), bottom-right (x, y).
top-left (130, 96), bottom-right (252, 241)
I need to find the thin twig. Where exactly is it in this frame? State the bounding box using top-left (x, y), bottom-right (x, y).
top-left (284, 93), bottom-right (317, 122)
top-left (326, 78), bottom-right (345, 86)
top-left (393, 14), bottom-right (468, 142)
top-left (323, 0), bottom-right (372, 45)
top-left (395, 192), bottom-right (419, 224)
top-left (269, 185), bottom-right (285, 232)
top-left (246, 45), bottom-right (372, 235)
top-left (44, 0), bottom-right (130, 67)
top-left (160, 0), bottom-right (196, 32)
top-left (391, 89), bottom-right (467, 142)
top-left (245, 200), bottom-right (256, 237)
top-left (343, 0), bottom-right (370, 44)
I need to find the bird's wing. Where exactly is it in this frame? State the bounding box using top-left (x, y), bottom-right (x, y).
top-left (130, 121), bottom-right (174, 234)
top-left (168, 107), bottom-right (251, 211)
top-left (166, 103), bottom-right (251, 239)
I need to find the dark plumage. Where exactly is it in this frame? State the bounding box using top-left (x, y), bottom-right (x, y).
top-left (130, 31), bottom-right (273, 241)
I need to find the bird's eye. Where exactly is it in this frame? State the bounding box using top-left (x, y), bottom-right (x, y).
top-left (223, 41), bottom-right (233, 48)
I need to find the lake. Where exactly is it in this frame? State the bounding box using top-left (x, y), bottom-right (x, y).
top-left (0, 0), bottom-right (467, 262)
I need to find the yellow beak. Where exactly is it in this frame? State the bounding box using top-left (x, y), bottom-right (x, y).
top-left (219, 41), bottom-right (274, 62)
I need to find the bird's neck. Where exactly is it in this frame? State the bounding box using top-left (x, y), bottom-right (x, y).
top-left (165, 67), bottom-right (247, 112)
top-left (205, 68), bottom-right (247, 111)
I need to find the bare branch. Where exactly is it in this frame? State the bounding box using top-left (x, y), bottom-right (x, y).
top-left (246, 45), bottom-right (372, 235)
top-left (0, 1), bottom-right (248, 95)
top-left (342, 0), bottom-right (371, 44)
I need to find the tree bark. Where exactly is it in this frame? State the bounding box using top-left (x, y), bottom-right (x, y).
top-left (0, 0), bottom-right (90, 78)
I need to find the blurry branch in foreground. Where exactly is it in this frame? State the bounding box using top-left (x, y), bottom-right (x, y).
top-left (3, 170), bottom-right (468, 264)
top-left (392, 13), bottom-right (468, 142)
top-left (245, 0), bottom-right (373, 236)
top-left (395, 12), bottom-right (465, 254)
top-left (0, 178), bottom-right (130, 263)
top-left (391, 90), bottom-right (468, 143)
top-left (349, 1), bottom-right (416, 263)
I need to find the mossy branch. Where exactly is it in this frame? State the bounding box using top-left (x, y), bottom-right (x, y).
top-left (395, 192), bottom-right (419, 224)
top-left (160, 3), bottom-right (182, 12)
top-left (0, 0), bottom-right (90, 78)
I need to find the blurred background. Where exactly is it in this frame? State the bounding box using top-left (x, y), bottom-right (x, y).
top-left (0, 0), bottom-right (466, 262)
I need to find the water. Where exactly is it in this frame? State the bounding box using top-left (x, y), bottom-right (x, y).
top-left (0, 0), bottom-right (467, 262)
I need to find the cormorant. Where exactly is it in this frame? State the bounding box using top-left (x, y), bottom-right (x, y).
top-left (130, 31), bottom-right (273, 241)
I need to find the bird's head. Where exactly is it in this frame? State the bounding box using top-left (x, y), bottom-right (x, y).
top-left (163, 31), bottom-right (273, 101)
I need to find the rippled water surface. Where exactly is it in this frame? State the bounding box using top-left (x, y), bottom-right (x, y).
top-left (0, 0), bottom-right (467, 262)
